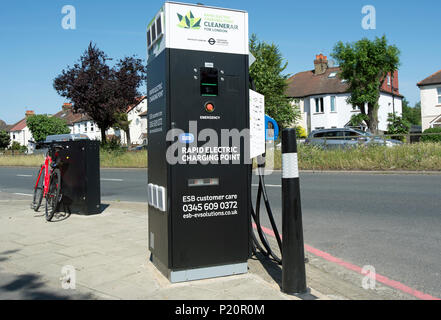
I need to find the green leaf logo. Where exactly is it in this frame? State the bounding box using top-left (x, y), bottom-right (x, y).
top-left (177, 11), bottom-right (201, 29)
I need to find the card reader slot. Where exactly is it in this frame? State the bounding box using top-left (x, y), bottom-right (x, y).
top-left (188, 178), bottom-right (219, 187)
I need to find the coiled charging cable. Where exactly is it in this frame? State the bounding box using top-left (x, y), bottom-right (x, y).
top-left (249, 75), bottom-right (283, 264)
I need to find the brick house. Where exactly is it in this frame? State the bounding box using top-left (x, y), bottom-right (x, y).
top-left (52, 103), bottom-right (89, 134)
top-left (286, 54), bottom-right (403, 133)
top-left (8, 110), bottom-right (35, 152)
top-left (53, 98), bottom-right (148, 145)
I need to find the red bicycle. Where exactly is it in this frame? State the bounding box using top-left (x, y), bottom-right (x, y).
top-left (31, 142), bottom-right (64, 221)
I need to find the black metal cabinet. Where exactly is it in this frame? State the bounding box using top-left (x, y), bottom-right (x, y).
top-left (57, 140), bottom-right (101, 215)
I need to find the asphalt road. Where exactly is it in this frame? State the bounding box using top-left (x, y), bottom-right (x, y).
top-left (1, 167), bottom-right (440, 298)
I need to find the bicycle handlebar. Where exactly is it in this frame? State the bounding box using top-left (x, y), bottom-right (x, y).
top-left (50, 144), bottom-right (65, 150)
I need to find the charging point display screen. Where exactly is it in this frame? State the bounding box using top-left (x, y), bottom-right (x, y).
top-left (200, 67), bottom-right (218, 96)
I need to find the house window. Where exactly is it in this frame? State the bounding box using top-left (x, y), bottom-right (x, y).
top-left (437, 87), bottom-right (441, 104)
top-left (315, 97), bottom-right (324, 113)
top-left (90, 123), bottom-right (94, 132)
top-left (330, 96), bottom-right (336, 112)
top-left (387, 75), bottom-right (391, 86)
top-left (84, 123), bottom-right (87, 132)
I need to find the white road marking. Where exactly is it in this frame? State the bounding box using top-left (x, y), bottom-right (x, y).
top-left (14, 193), bottom-right (33, 197)
top-left (16, 174), bottom-right (33, 177)
top-left (101, 178), bottom-right (124, 182)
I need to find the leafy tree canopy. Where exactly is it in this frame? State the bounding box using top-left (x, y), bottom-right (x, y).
top-left (402, 99), bottom-right (421, 126)
top-left (26, 115), bottom-right (71, 142)
top-left (0, 130), bottom-right (10, 149)
top-left (249, 34), bottom-right (300, 128)
top-left (53, 42), bottom-right (146, 142)
top-left (349, 113), bottom-right (370, 128)
top-left (387, 112), bottom-right (411, 141)
top-left (332, 35), bottom-right (400, 133)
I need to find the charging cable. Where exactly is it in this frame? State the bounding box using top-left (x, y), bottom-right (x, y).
top-left (249, 75), bottom-right (283, 264)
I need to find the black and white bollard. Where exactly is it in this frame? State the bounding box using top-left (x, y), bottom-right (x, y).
top-left (281, 128), bottom-right (307, 295)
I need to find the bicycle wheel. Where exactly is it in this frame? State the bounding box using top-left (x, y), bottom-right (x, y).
top-left (45, 168), bottom-right (61, 222)
top-left (32, 166), bottom-right (44, 212)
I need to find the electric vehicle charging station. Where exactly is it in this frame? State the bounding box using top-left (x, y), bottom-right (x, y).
top-left (146, 2), bottom-right (252, 282)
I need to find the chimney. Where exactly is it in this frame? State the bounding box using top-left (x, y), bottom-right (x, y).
top-left (62, 103), bottom-right (72, 111)
top-left (25, 110), bottom-right (35, 117)
top-left (314, 53), bottom-right (328, 75)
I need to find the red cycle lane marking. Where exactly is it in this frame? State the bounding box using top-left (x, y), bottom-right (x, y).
top-left (252, 223), bottom-right (440, 300)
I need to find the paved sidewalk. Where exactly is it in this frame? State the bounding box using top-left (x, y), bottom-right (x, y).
top-left (0, 192), bottom-right (415, 300)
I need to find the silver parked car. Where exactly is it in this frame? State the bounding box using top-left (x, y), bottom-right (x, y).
top-left (305, 128), bottom-right (402, 149)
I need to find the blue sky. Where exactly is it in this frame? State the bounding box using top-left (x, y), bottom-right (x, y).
top-left (1, 0), bottom-right (440, 124)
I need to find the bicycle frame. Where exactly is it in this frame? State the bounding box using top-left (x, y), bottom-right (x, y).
top-left (34, 152), bottom-right (53, 198)
top-left (43, 154), bottom-right (52, 196)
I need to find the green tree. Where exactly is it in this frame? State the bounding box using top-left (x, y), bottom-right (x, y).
top-left (295, 126), bottom-right (307, 139)
top-left (26, 114), bottom-right (70, 142)
top-left (249, 34), bottom-right (300, 128)
top-left (9, 141), bottom-right (27, 152)
top-left (0, 130), bottom-right (10, 149)
top-left (112, 112), bottom-right (132, 146)
top-left (349, 113), bottom-right (370, 128)
top-left (387, 112), bottom-right (410, 141)
top-left (332, 36), bottom-right (400, 134)
top-left (53, 42), bottom-right (146, 143)
top-left (402, 99), bottom-right (421, 126)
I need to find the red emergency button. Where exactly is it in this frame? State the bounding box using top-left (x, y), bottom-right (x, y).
top-left (205, 102), bottom-right (215, 113)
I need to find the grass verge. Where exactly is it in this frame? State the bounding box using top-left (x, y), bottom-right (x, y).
top-left (0, 143), bottom-right (440, 171)
top-left (0, 150), bottom-right (147, 168)
top-left (100, 150), bottom-right (147, 168)
top-left (294, 142), bottom-right (441, 171)
top-left (0, 154), bottom-right (45, 167)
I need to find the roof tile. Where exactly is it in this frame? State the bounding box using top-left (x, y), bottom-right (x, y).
top-left (286, 67), bottom-right (402, 98)
top-left (9, 118), bottom-right (27, 132)
top-left (417, 69), bottom-right (441, 87)
top-left (286, 67), bottom-right (348, 98)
